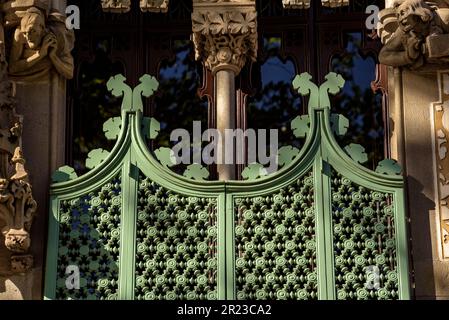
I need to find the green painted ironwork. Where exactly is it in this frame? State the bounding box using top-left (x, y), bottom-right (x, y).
top-left (45, 72), bottom-right (410, 300)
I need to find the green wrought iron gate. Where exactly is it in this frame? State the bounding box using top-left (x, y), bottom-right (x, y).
top-left (44, 73), bottom-right (410, 300)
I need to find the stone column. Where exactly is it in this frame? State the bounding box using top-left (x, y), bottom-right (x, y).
top-left (378, 1), bottom-right (449, 299)
top-left (1, 0), bottom-right (74, 299)
top-left (192, 0), bottom-right (257, 181)
top-left (216, 70), bottom-right (236, 180)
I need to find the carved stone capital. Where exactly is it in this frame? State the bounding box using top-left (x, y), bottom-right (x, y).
top-left (192, 0), bottom-right (257, 75)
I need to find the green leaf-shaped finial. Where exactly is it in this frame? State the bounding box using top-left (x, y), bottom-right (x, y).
top-left (278, 146), bottom-right (300, 168)
top-left (319, 72), bottom-right (345, 108)
top-left (52, 166), bottom-right (78, 183)
top-left (155, 147), bottom-right (177, 168)
top-left (376, 159), bottom-right (402, 176)
top-left (292, 72), bottom-right (319, 109)
top-left (86, 149), bottom-right (110, 170)
top-left (107, 74), bottom-right (133, 110)
top-left (242, 163), bottom-right (268, 181)
top-left (103, 117), bottom-right (122, 140)
top-left (291, 115), bottom-right (310, 138)
top-left (344, 144), bottom-right (368, 164)
top-left (133, 75), bottom-right (159, 112)
top-left (184, 164), bottom-right (210, 181)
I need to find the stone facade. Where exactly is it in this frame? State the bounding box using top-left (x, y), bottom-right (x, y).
top-left (378, 0), bottom-right (449, 299)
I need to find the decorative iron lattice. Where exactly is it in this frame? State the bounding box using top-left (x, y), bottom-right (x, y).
top-left (55, 175), bottom-right (122, 300)
top-left (135, 175), bottom-right (218, 300)
top-left (234, 170), bottom-right (317, 300)
top-left (331, 171), bottom-right (399, 300)
top-left (45, 72), bottom-right (410, 300)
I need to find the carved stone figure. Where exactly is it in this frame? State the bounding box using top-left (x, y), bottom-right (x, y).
top-left (379, 0), bottom-right (449, 69)
top-left (8, 7), bottom-right (74, 81)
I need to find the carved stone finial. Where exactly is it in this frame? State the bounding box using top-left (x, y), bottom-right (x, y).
top-left (192, 0), bottom-right (258, 75)
top-left (101, 0), bottom-right (131, 13)
top-left (11, 147), bottom-right (28, 181)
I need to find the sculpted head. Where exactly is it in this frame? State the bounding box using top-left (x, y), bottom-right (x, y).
top-left (393, 0), bottom-right (433, 33)
top-left (20, 8), bottom-right (46, 49)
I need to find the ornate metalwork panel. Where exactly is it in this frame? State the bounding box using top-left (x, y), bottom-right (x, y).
top-left (45, 72), bottom-right (410, 300)
top-left (134, 175), bottom-right (218, 300)
top-left (234, 170), bottom-right (317, 300)
top-left (55, 175), bottom-right (122, 300)
top-left (331, 171), bottom-right (399, 300)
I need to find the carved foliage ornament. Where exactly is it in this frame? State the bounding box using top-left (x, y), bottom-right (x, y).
top-left (282, 0), bottom-right (348, 9)
top-left (192, 6), bottom-right (257, 74)
top-left (101, 0), bottom-right (170, 13)
top-left (432, 72), bottom-right (449, 260)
